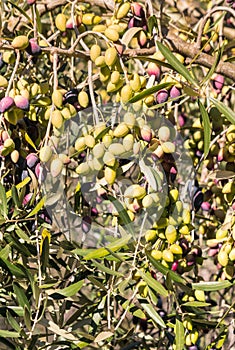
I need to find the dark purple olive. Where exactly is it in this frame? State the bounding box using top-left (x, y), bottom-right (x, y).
top-left (193, 189), bottom-right (203, 212)
top-left (64, 89), bottom-right (79, 105)
top-left (139, 318), bottom-right (147, 332)
top-left (27, 38), bottom-right (42, 56)
top-left (0, 54), bottom-right (5, 69)
top-left (170, 166), bottom-right (177, 182)
top-left (82, 215), bottom-right (92, 233)
top-left (0, 97), bottom-right (15, 113)
top-left (156, 90), bottom-right (169, 104)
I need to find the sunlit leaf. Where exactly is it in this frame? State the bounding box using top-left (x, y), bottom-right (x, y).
top-left (53, 280), bottom-right (84, 297)
top-left (157, 41), bottom-right (198, 86)
top-left (192, 280), bottom-right (232, 291)
top-left (198, 100), bottom-right (211, 158)
top-left (121, 27), bottom-right (143, 46)
top-left (175, 319), bottom-right (184, 350)
top-left (26, 196), bottom-right (45, 218)
top-left (139, 271), bottom-right (168, 297)
top-left (210, 97), bottom-right (235, 124)
top-left (0, 330), bottom-right (19, 338)
top-left (84, 234), bottom-right (132, 260)
top-left (141, 302), bottom-right (166, 328)
top-left (181, 301), bottom-right (211, 307)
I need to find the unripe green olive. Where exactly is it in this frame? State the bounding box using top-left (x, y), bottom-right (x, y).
top-left (165, 225), bottom-right (177, 244)
top-left (158, 126), bottom-right (171, 142)
top-left (194, 289), bottom-right (205, 302)
top-left (161, 141), bottom-right (175, 153)
top-left (103, 151), bottom-right (116, 167)
top-left (111, 70), bottom-right (121, 84)
top-left (124, 184), bottom-right (146, 199)
top-left (51, 110), bottom-right (63, 129)
top-left (108, 143), bottom-right (126, 155)
top-left (78, 91), bottom-right (89, 108)
top-left (95, 56), bottom-right (106, 67)
top-left (84, 134), bottom-right (95, 148)
top-left (145, 229), bottom-right (157, 242)
top-left (104, 28), bottom-right (119, 42)
top-left (123, 134), bottom-right (134, 151)
top-left (90, 44), bottom-right (101, 62)
top-left (55, 13), bottom-right (67, 31)
top-left (116, 2), bottom-right (130, 19)
top-left (124, 112), bottom-right (136, 128)
top-left (130, 73), bottom-right (141, 92)
top-left (170, 244), bottom-right (182, 255)
top-left (104, 166), bottom-right (116, 185)
top-left (12, 35), bottom-right (29, 50)
top-left (151, 249), bottom-right (162, 260)
top-left (76, 162), bottom-right (90, 175)
top-left (218, 250), bottom-right (229, 266)
top-left (113, 122), bottom-right (129, 138)
top-left (39, 145), bottom-right (52, 162)
top-left (120, 85), bottom-right (133, 103)
top-left (93, 143), bottom-right (105, 158)
top-left (162, 249), bottom-right (174, 262)
top-left (50, 158), bottom-right (63, 177)
top-left (52, 90), bottom-right (63, 108)
top-left (75, 137), bottom-right (86, 152)
top-left (105, 47), bottom-right (118, 66)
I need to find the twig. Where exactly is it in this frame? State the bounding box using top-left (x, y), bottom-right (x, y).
top-left (195, 6), bottom-right (235, 50)
top-left (5, 50), bottom-right (20, 96)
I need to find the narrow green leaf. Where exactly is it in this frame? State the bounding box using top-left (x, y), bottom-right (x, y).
top-left (175, 319), bottom-right (184, 350)
top-left (92, 260), bottom-right (123, 277)
top-left (141, 302), bottom-right (166, 328)
top-left (201, 46), bottom-right (223, 85)
top-left (181, 301), bottom-right (211, 307)
top-left (7, 1), bottom-right (32, 23)
top-left (147, 253), bottom-right (186, 284)
top-left (84, 235), bottom-right (131, 260)
top-left (0, 330), bottom-right (19, 338)
top-left (198, 100), bottom-right (211, 158)
top-left (24, 132), bottom-right (37, 151)
top-left (35, 6), bottom-right (42, 33)
top-left (11, 185), bottom-right (21, 209)
top-left (210, 97), bottom-right (235, 125)
top-left (13, 282), bottom-right (30, 311)
top-left (107, 195), bottom-right (134, 234)
top-left (6, 310), bottom-right (21, 332)
top-left (157, 41), bottom-right (198, 86)
top-left (0, 245), bottom-right (10, 260)
top-left (54, 280), bottom-right (84, 297)
top-left (0, 183), bottom-right (8, 218)
top-left (128, 82), bottom-right (174, 104)
top-left (139, 271), bottom-right (168, 297)
top-left (40, 236), bottom-right (49, 274)
top-left (132, 56), bottom-right (172, 69)
top-left (192, 280), bottom-right (232, 291)
top-left (6, 177), bottom-right (31, 199)
top-left (0, 259), bottom-right (26, 278)
top-left (26, 196), bottom-right (45, 218)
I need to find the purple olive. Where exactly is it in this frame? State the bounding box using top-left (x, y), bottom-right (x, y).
top-left (27, 0), bottom-right (36, 4)
top-left (35, 163), bottom-right (45, 182)
top-left (23, 193), bottom-right (33, 205)
top-left (201, 201), bottom-right (211, 211)
top-left (14, 95), bottom-right (29, 111)
top-left (147, 63), bottom-right (161, 79)
top-left (156, 89), bottom-right (169, 104)
top-left (27, 38), bottom-right (42, 56)
top-left (26, 153), bottom-right (39, 168)
top-left (212, 74), bottom-right (224, 91)
top-left (171, 261), bottom-right (178, 271)
top-left (178, 113), bottom-right (186, 127)
top-left (0, 97), bottom-right (15, 113)
top-left (170, 86), bottom-right (181, 99)
top-left (131, 3), bottom-right (145, 17)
